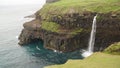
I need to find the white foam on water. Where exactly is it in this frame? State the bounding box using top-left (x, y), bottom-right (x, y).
top-left (36, 46), bottom-right (41, 50)
top-left (82, 51), bottom-right (93, 57)
top-left (54, 50), bottom-right (57, 52)
top-left (60, 51), bottom-right (62, 53)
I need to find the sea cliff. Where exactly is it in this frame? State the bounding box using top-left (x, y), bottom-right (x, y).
top-left (18, 0), bottom-right (120, 52)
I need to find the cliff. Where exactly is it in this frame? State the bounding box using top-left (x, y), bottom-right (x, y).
top-left (18, 0), bottom-right (120, 52)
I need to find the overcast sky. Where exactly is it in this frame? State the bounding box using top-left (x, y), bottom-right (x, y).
top-left (0, 0), bottom-right (46, 5)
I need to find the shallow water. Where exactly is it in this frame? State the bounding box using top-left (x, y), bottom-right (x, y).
top-left (0, 1), bottom-right (83, 68)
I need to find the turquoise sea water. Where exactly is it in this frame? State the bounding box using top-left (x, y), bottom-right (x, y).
top-left (0, 2), bottom-right (83, 68)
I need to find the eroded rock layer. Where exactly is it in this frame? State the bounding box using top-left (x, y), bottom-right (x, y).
top-left (19, 11), bottom-right (120, 52)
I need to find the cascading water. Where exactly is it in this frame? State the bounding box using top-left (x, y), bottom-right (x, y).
top-left (82, 15), bottom-right (97, 57)
top-left (88, 15), bottom-right (97, 52)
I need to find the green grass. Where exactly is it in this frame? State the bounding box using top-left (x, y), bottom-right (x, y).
top-left (45, 52), bottom-right (120, 68)
top-left (39, 0), bottom-right (120, 18)
top-left (41, 21), bottom-right (83, 34)
top-left (104, 42), bottom-right (120, 55)
top-left (70, 28), bottom-right (83, 35)
top-left (41, 21), bottom-right (60, 32)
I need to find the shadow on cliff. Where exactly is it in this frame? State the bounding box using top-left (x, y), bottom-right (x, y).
top-left (22, 40), bottom-right (83, 68)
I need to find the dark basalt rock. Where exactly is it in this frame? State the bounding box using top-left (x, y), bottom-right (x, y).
top-left (18, 11), bottom-right (120, 52)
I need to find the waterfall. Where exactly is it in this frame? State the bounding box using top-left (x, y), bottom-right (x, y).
top-left (88, 15), bottom-right (97, 52)
top-left (82, 15), bottom-right (97, 57)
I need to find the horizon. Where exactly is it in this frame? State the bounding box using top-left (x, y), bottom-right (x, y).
top-left (0, 0), bottom-right (46, 6)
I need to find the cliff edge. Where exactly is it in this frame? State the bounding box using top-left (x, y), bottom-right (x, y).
top-left (18, 0), bottom-right (120, 52)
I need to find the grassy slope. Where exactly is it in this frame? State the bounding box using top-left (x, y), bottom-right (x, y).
top-left (41, 21), bottom-right (60, 32)
top-left (41, 21), bottom-right (83, 34)
top-left (46, 52), bottom-right (120, 68)
top-left (104, 42), bottom-right (120, 55)
top-left (40, 0), bottom-right (120, 17)
top-left (39, 0), bottom-right (120, 33)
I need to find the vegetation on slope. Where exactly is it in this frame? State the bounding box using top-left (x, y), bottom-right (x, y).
top-left (45, 52), bottom-right (120, 68)
top-left (104, 42), bottom-right (120, 55)
top-left (41, 1), bottom-right (120, 68)
top-left (70, 28), bottom-right (83, 35)
top-left (40, 0), bottom-right (120, 34)
top-left (41, 21), bottom-right (60, 32)
top-left (39, 0), bottom-right (120, 18)
top-left (41, 21), bottom-right (83, 34)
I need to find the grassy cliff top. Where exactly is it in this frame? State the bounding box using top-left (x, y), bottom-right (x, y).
top-left (46, 52), bottom-right (120, 68)
top-left (39, 0), bottom-right (120, 17)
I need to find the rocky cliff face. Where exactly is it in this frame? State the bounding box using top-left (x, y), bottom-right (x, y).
top-left (95, 12), bottom-right (120, 51)
top-left (18, 10), bottom-right (120, 52)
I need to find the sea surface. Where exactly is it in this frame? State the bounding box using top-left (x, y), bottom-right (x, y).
top-left (0, 0), bottom-right (83, 68)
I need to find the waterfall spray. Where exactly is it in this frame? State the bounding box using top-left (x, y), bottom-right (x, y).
top-left (82, 15), bottom-right (97, 57)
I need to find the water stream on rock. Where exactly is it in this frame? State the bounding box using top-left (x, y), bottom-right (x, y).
top-left (82, 15), bottom-right (97, 57)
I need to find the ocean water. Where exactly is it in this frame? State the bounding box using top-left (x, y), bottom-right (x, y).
top-left (0, 1), bottom-right (83, 68)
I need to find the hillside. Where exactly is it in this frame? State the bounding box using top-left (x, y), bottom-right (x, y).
top-left (39, 0), bottom-right (120, 18)
top-left (46, 52), bottom-right (120, 68)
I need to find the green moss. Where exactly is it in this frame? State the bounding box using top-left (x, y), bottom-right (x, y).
top-left (41, 21), bottom-right (60, 32)
top-left (45, 52), bottom-right (120, 68)
top-left (103, 42), bottom-right (120, 55)
top-left (70, 28), bottom-right (83, 35)
top-left (39, 0), bottom-right (120, 18)
top-left (97, 15), bottom-right (104, 21)
top-left (41, 21), bottom-right (83, 34)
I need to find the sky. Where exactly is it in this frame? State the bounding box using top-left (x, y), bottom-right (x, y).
top-left (0, 0), bottom-right (46, 5)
